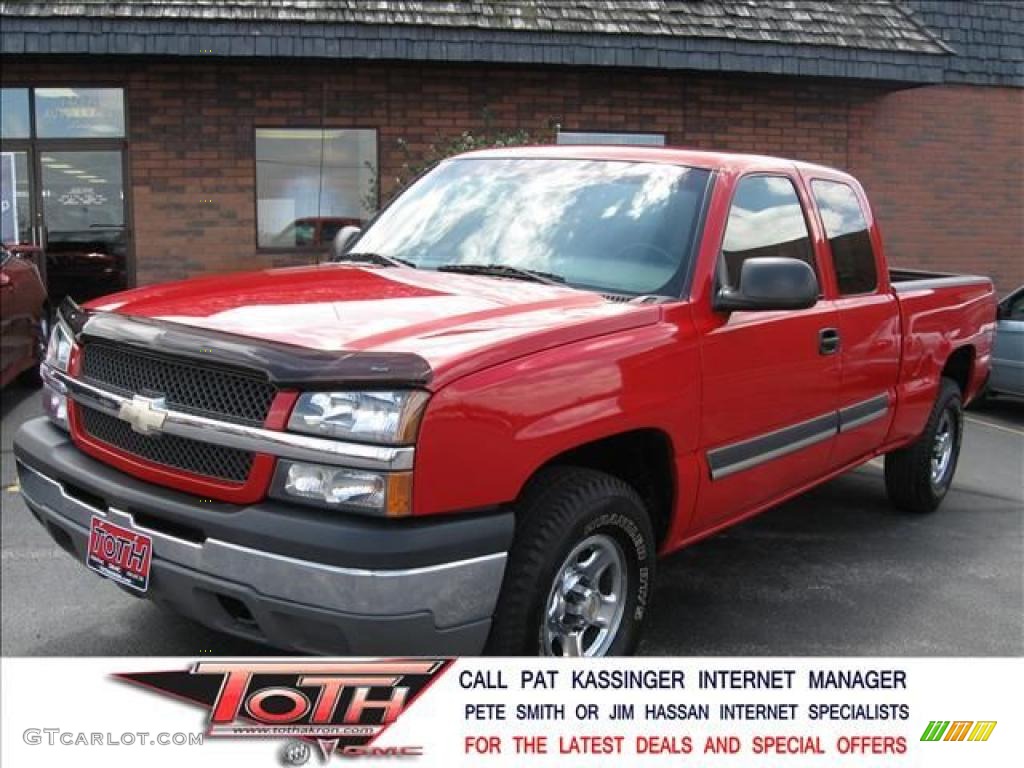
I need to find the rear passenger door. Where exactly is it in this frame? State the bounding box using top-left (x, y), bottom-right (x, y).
top-left (695, 173), bottom-right (840, 528)
top-left (809, 177), bottom-right (900, 469)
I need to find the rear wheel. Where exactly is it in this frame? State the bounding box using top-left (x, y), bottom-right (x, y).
top-left (486, 467), bottom-right (655, 656)
top-left (884, 378), bottom-right (963, 513)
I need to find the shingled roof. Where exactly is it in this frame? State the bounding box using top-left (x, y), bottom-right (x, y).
top-left (0, 1), bottom-right (951, 52)
top-left (906, 0), bottom-right (1023, 86)
top-left (1, 1), bottom-right (1018, 86)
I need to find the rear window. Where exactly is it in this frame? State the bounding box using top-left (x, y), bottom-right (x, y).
top-left (812, 180), bottom-right (878, 295)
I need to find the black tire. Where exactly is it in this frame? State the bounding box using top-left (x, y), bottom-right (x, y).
top-left (884, 378), bottom-right (963, 514)
top-left (486, 466), bottom-right (655, 656)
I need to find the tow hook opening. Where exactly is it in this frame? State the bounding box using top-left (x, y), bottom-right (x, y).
top-left (215, 594), bottom-right (259, 629)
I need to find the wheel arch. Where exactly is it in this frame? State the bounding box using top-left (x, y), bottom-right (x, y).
top-left (522, 428), bottom-right (676, 548)
top-left (942, 344), bottom-right (975, 396)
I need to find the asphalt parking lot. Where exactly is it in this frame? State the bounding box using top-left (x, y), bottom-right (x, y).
top-left (2, 383), bottom-right (1021, 656)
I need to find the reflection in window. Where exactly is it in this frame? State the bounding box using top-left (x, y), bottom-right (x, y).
top-left (557, 131), bottom-right (666, 146)
top-left (812, 180), bottom-right (878, 295)
top-left (354, 158), bottom-right (711, 297)
top-left (1, 89), bottom-right (30, 139)
top-left (320, 220), bottom-right (346, 243)
top-left (40, 151), bottom-right (125, 231)
top-left (34, 88), bottom-right (125, 138)
top-left (721, 176), bottom-right (813, 289)
top-left (39, 150), bottom-right (128, 306)
top-left (255, 128), bottom-right (377, 249)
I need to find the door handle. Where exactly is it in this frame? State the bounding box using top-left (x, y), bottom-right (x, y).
top-left (819, 328), bottom-right (841, 355)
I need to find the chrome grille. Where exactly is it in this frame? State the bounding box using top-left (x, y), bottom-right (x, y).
top-left (79, 406), bottom-right (254, 483)
top-left (81, 343), bottom-right (276, 426)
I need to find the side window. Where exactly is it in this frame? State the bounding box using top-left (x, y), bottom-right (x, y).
top-left (812, 180), bottom-right (878, 295)
top-left (1008, 290), bottom-right (1024, 321)
top-left (293, 221), bottom-right (315, 246)
top-left (320, 221), bottom-right (343, 243)
top-left (721, 175), bottom-right (814, 289)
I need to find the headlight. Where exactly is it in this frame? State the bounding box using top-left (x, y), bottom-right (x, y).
top-left (288, 390), bottom-right (429, 444)
top-left (271, 461), bottom-right (413, 517)
top-left (45, 321), bottom-right (72, 372)
top-left (41, 321), bottom-right (73, 431)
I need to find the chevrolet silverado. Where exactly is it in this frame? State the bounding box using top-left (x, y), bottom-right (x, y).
top-left (14, 146), bottom-right (997, 656)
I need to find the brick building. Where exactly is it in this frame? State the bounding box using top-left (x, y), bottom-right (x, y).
top-left (1, 0), bottom-right (1020, 304)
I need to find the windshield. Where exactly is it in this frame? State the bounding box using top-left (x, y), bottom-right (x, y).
top-left (352, 158), bottom-right (711, 296)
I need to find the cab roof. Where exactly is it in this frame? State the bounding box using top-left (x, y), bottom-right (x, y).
top-left (458, 144), bottom-right (851, 180)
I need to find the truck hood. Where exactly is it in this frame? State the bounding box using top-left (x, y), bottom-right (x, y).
top-left (86, 264), bottom-right (661, 386)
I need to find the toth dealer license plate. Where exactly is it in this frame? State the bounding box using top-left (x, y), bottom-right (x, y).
top-left (87, 516), bottom-right (153, 593)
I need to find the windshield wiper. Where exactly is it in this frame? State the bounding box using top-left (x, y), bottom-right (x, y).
top-left (336, 251), bottom-right (417, 268)
top-left (436, 263), bottom-right (566, 286)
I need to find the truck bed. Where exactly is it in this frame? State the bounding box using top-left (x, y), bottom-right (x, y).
top-left (887, 268), bottom-right (996, 443)
top-left (889, 267), bottom-right (993, 293)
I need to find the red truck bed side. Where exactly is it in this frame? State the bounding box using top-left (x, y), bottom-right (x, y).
top-left (887, 273), bottom-right (996, 446)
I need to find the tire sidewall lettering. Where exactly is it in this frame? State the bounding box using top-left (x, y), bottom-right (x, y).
top-left (583, 506), bottom-right (652, 621)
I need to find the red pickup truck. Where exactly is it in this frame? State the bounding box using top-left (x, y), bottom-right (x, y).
top-left (15, 146), bottom-right (996, 656)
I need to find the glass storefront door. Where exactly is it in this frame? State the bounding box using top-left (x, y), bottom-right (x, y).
top-left (0, 150), bottom-right (31, 245)
top-left (1, 87), bottom-right (130, 305)
top-left (39, 150), bottom-right (128, 305)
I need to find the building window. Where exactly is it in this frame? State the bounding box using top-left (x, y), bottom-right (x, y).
top-left (1, 151), bottom-right (30, 243)
top-left (34, 88), bottom-right (125, 138)
top-left (255, 128), bottom-right (377, 249)
top-left (721, 175), bottom-right (814, 289)
top-left (1, 89), bottom-right (30, 139)
top-left (556, 131), bottom-right (666, 146)
top-left (811, 180), bottom-right (878, 295)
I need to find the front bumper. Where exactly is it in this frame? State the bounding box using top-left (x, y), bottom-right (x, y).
top-left (14, 417), bottom-right (512, 654)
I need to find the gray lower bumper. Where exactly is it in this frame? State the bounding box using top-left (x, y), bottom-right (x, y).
top-left (14, 422), bottom-right (509, 655)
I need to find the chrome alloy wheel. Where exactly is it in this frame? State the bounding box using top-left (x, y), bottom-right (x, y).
top-left (541, 533), bottom-right (627, 656)
top-left (930, 409), bottom-right (955, 486)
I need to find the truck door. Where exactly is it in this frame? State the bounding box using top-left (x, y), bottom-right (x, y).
top-left (808, 178), bottom-right (900, 469)
top-left (694, 173), bottom-right (841, 528)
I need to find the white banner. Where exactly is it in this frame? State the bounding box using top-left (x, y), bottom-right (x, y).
top-left (2, 657), bottom-right (1019, 767)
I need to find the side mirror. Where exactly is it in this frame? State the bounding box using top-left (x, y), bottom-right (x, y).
top-left (331, 225), bottom-right (362, 260)
top-left (714, 257), bottom-right (819, 312)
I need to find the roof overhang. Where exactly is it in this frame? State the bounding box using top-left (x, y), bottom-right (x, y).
top-left (0, 15), bottom-right (951, 85)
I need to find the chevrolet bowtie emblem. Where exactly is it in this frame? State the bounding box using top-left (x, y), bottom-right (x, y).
top-left (118, 395), bottom-right (168, 435)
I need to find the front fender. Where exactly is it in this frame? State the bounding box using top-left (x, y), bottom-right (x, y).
top-left (412, 320), bottom-right (700, 518)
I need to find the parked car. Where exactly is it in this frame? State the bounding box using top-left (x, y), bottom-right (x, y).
top-left (14, 147), bottom-right (996, 656)
top-left (986, 285), bottom-right (1023, 398)
top-left (0, 246), bottom-right (48, 388)
top-left (268, 216), bottom-right (362, 248)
